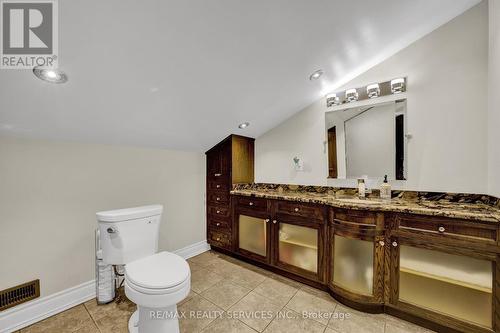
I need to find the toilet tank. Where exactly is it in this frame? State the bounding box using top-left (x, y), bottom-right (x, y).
top-left (97, 205), bottom-right (163, 265)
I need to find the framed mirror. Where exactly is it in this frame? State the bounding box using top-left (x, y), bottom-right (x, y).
top-left (325, 99), bottom-right (407, 180)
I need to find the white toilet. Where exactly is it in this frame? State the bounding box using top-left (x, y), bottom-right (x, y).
top-left (97, 205), bottom-right (190, 333)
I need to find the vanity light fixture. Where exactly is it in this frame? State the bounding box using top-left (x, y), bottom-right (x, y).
top-left (326, 93), bottom-right (340, 107)
top-left (345, 88), bottom-right (359, 102)
top-left (33, 67), bottom-right (68, 84)
top-left (366, 83), bottom-right (380, 98)
top-left (309, 69), bottom-right (324, 81)
top-left (391, 78), bottom-right (405, 94)
top-left (238, 122), bottom-right (250, 129)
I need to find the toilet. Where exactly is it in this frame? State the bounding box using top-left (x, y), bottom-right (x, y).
top-left (97, 205), bottom-right (190, 333)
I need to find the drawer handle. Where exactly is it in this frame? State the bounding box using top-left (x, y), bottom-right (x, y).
top-left (265, 219), bottom-right (270, 223)
top-left (216, 197), bottom-right (220, 201)
top-left (294, 207), bottom-right (299, 212)
top-left (249, 202), bottom-right (254, 206)
top-left (379, 240), bottom-right (385, 246)
top-left (392, 241), bottom-right (398, 247)
top-left (216, 210), bottom-right (220, 214)
top-left (216, 223), bottom-right (221, 226)
top-left (273, 220), bottom-right (277, 224)
top-left (214, 173), bottom-right (222, 177)
top-left (216, 237), bottom-right (221, 241)
top-left (438, 226), bottom-right (445, 233)
top-left (216, 185), bottom-right (221, 188)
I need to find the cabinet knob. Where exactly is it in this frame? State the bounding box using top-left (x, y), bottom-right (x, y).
top-left (216, 223), bottom-right (220, 226)
top-left (265, 219), bottom-right (270, 223)
top-left (216, 237), bottom-right (221, 241)
top-left (379, 240), bottom-right (385, 246)
top-left (392, 241), bottom-right (398, 247)
top-left (294, 207), bottom-right (299, 212)
top-left (216, 185), bottom-right (221, 188)
top-left (249, 202), bottom-right (254, 206)
top-left (216, 210), bottom-right (220, 214)
top-left (214, 173), bottom-right (222, 177)
top-left (438, 226), bottom-right (445, 233)
top-left (216, 197), bottom-right (220, 201)
top-left (273, 220), bottom-right (277, 224)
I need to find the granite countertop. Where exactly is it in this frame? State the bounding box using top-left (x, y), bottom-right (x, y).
top-left (230, 184), bottom-right (500, 223)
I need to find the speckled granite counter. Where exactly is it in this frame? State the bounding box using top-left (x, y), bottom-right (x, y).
top-left (231, 184), bottom-right (500, 223)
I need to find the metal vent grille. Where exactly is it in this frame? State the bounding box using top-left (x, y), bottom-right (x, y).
top-left (0, 280), bottom-right (40, 311)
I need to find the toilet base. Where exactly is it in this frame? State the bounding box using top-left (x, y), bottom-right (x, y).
top-left (128, 305), bottom-right (180, 333)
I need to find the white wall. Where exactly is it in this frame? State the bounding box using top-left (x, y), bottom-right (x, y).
top-left (0, 137), bottom-right (205, 297)
top-left (256, 1), bottom-right (488, 194)
top-left (489, 0), bottom-right (500, 197)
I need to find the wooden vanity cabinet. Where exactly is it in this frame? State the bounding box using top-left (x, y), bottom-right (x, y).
top-left (233, 196), bottom-right (327, 283)
top-left (328, 208), bottom-right (385, 311)
top-left (205, 135), bottom-right (254, 251)
top-left (272, 201), bottom-right (326, 283)
top-left (386, 213), bottom-right (499, 333)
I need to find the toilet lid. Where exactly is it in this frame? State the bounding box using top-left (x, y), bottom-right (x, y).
top-left (125, 252), bottom-right (190, 289)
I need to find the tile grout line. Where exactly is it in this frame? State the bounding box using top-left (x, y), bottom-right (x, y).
top-left (83, 302), bottom-right (102, 333)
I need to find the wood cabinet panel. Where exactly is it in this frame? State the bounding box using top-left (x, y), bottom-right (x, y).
top-left (207, 192), bottom-right (230, 205)
top-left (235, 196), bottom-right (268, 212)
top-left (275, 201), bottom-right (324, 221)
top-left (397, 214), bottom-right (497, 243)
top-left (207, 205), bottom-right (231, 219)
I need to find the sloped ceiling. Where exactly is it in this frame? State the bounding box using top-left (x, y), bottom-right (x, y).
top-left (0, 0), bottom-right (481, 150)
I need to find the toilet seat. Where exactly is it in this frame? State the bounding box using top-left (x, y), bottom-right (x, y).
top-left (124, 251), bottom-right (191, 309)
top-left (125, 251), bottom-right (190, 293)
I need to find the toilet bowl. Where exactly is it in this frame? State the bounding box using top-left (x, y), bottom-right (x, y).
top-left (96, 205), bottom-right (191, 333)
top-left (125, 251), bottom-right (190, 333)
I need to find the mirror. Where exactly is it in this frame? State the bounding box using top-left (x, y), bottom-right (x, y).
top-left (325, 99), bottom-right (407, 180)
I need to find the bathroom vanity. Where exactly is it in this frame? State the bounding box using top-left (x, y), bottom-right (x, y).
top-left (212, 185), bottom-right (500, 333)
top-left (206, 140), bottom-right (500, 333)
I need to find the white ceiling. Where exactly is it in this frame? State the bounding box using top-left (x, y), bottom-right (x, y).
top-left (0, 0), bottom-right (481, 151)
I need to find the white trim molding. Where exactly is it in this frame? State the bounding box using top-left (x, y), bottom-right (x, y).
top-left (0, 280), bottom-right (95, 333)
top-left (173, 240), bottom-right (210, 259)
top-left (0, 240), bottom-right (210, 333)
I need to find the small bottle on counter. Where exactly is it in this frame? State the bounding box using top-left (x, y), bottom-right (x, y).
top-left (357, 178), bottom-right (366, 198)
top-left (380, 175), bottom-right (392, 200)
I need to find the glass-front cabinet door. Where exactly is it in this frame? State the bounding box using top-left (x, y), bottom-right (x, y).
top-left (236, 210), bottom-right (271, 263)
top-left (391, 239), bottom-right (493, 330)
top-left (273, 218), bottom-right (323, 281)
top-left (329, 218), bottom-right (385, 304)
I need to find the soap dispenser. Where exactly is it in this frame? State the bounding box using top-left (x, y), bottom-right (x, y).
top-left (380, 175), bottom-right (391, 200)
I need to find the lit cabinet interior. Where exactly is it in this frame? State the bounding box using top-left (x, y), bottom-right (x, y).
top-left (399, 246), bottom-right (492, 328)
top-left (332, 235), bottom-right (374, 296)
top-left (278, 223), bottom-right (318, 273)
top-left (238, 215), bottom-right (267, 257)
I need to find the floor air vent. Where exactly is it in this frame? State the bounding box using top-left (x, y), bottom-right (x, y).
top-left (0, 279), bottom-right (40, 311)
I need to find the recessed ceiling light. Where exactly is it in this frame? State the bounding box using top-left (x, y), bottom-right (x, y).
top-left (33, 67), bottom-right (68, 84)
top-left (309, 69), bottom-right (324, 81)
top-left (238, 122), bottom-right (250, 129)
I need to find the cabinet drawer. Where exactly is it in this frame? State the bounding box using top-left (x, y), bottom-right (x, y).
top-left (397, 215), bottom-right (497, 243)
top-left (334, 209), bottom-right (378, 225)
top-left (207, 192), bottom-right (230, 205)
top-left (208, 216), bottom-right (231, 230)
top-left (235, 196), bottom-right (267, 211)
top-left (208, 180), bottom-right (229, 192)
top-left (276, 201), bottom-right (324, 221)
top-left (208, 230), bottom-right (231, 248)
top-left (207, 205), bottom-right (231, 218)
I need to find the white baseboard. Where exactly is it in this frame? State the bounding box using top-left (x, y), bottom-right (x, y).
top-left (0, 280), bottom-right (96, 333)
top-left (173, 240), bottom-right (211, 259)
top-left (0, 240), bottom-right (210, 333)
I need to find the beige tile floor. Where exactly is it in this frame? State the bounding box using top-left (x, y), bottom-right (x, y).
top-left (18, 251), bottom-right (435, 333)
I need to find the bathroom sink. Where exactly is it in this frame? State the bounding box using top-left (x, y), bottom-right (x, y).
top-left (335, 197), bottom-right (385, 205)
